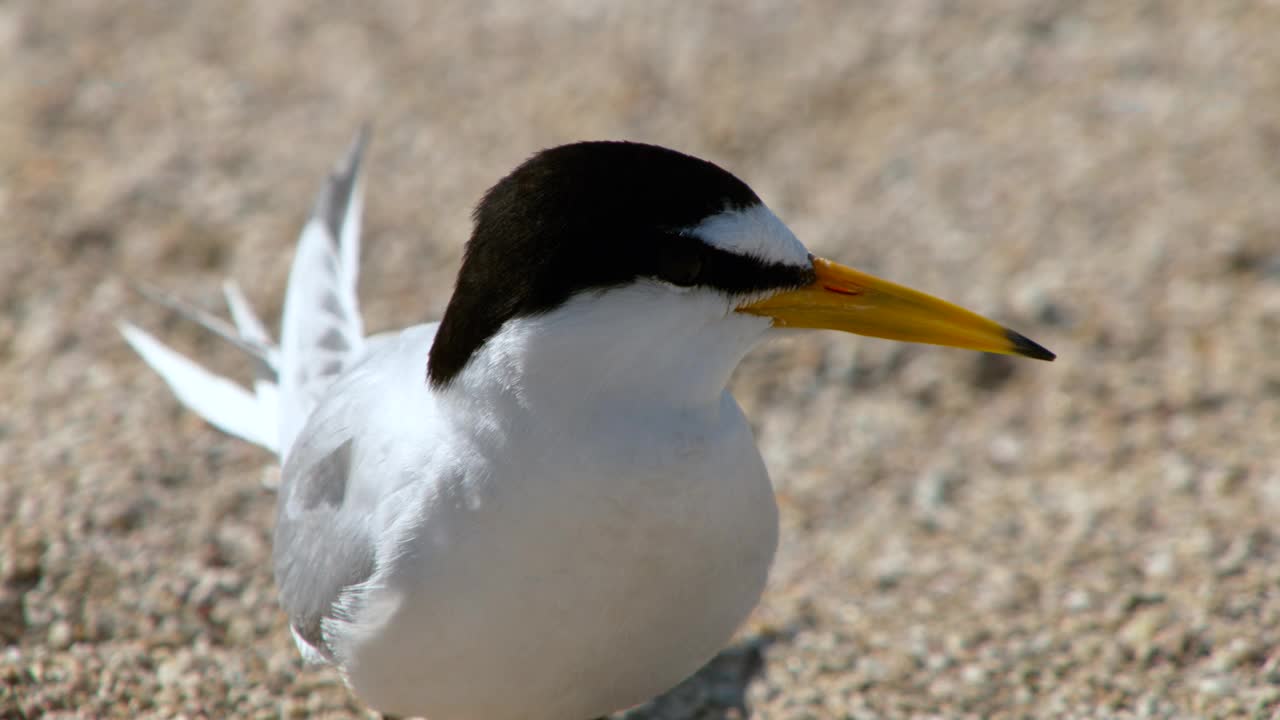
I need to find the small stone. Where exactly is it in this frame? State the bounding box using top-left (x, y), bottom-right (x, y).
top-left (988, 434), bottom-right (1024, 467)
top-left (1215, 534), bottom-right (1254, 577)
top-left (1162, 454), bottom-right (1196, 493)
top-left (1143, 550), bottom-right (1175, 578)
top-left (925, 653), bottom-right (951, 671)
top-left (1135, 693), bottom-right (1163, 718)
top-left (1197, 674), bottom-right (1234, 696)
top-left (1063, 588), bottom-right (1092, 612)
top-left (1209, 637), bottom-right (1259, 672)
top-left (156, 653), bottom-right (189, 687)
top-left (1203, 465), bottom-right (1246, 498)
top-left (47, 620), bottom-right (73, 649)
top-left (856, 657), bottom-right (887, 683)
top-left (90, 498), bottom-right (152, 534)
top-left (1118, 607), bottom-right (1169, 660)
top-left (961, 664), bottom-right (988, 685)
top-left (913, 468), bottom-right (964, 516)
top-left (871, 545), bottom-right (911, 589)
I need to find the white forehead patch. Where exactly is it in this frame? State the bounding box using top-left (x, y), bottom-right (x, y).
top-left (684, 203), bottom-right (811, 268)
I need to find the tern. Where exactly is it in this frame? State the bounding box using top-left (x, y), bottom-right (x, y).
top-left (121, 130), bottom-right (1053, 720)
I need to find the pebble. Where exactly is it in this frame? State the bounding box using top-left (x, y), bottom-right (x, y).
top-left (961, 665), bottom-right (988, 685)
top-left (1196, 674), bottom-right (1234, 697)
top-left (988, 433), bottom-right (1024, 468)
top-left (1063, 588), bottom-right (1093, 612)
top-left (47, 620), bottom-right (73, 650)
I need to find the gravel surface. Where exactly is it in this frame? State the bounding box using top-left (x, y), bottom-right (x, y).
top-left (4, 2), bottom-right (1280, 718)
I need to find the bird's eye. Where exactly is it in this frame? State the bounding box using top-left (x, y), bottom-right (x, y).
top-left (655, 241), bottom-right (703, 287)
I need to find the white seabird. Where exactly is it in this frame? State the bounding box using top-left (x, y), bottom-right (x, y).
top-left (121, 131), bottom-right (1053, 720)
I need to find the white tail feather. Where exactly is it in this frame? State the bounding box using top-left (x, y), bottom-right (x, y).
top-left (223, 279), bottom-right (276, 351)
top-left (121, 129), bottom-right (371, 463)
top-left (222, 280), bottom-right (282, 440)
top-left (277, 129), bottom-right (369, 457)
top-left (119, 322), bottom-right (279, 453)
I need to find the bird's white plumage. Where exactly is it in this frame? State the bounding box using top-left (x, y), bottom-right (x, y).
top-left (121, 137), bottom-right (812, 720)
top-left (119, 322), bottom-right (278, 452)
top-left (297, 296), bottom-right (779, 718)
top-left (221, 280), bottom-right (282, 441)
top-left (686, 202), bottom-right (811, 268)
top-left (278, 208), bottom-right (365, 457)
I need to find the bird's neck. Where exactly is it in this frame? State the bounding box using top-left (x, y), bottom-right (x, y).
top-left (441, 285), bottom-right (773, 422)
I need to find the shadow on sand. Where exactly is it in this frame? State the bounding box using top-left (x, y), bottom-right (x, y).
top-left (613, 631), bottom-right (784, 720)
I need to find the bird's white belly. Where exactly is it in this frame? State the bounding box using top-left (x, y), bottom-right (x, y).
top-left (341, 403), bottom-right (778, 720)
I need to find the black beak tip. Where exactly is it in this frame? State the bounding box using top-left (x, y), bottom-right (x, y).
top-left (1006, 329), bottom-right (1056, 361)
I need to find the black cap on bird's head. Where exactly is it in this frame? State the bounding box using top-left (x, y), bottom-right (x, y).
top-left (427, 142), bottom-right (815, 385)
top-left (427, 141), bottom-right (1053, 387)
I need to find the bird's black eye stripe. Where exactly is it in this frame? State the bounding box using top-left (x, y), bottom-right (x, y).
top-left (654, 238), bottom-right (704, 287)
top-left (698, 248), bottom-right (817, 295)
top-left (654, 234), bottom-right (815, 295)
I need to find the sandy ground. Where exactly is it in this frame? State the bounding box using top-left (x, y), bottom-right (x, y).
top-left (3, 2), bottom-right (1280, 718)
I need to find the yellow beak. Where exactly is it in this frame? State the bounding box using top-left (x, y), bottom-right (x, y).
top-left (738, 257), bottom-right (1055, 361)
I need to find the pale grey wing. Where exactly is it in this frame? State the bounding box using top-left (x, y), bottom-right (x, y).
top-left (273, 418), bottom-right (376, 661)
top-left (273, 322), bottom-right (441, 662)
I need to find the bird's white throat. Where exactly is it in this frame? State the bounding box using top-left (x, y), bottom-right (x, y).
top-left (446, 282), bottom-right (776, 419)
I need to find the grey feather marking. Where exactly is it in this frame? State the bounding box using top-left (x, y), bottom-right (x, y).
top-left (313, 126), bottom-right (369, 242)
top-left (323, 251), bottom-right (340, 277)
top-left (320, 292), bottom-right (346, 319)
top-left (318, 327), bottom-right (350, 352)
top-left (298, 439), bottom-right (351, 509)
top-left (319, 360), bottom-right (344, 378)
top-left (275, 432), bottom-right (375, 657)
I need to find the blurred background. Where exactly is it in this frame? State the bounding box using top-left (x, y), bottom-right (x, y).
top-left (3, 2), bottom-right (1279, 717)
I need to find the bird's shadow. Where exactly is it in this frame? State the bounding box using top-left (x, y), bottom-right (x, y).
top-left (612, 630), bottom-right (784, 720)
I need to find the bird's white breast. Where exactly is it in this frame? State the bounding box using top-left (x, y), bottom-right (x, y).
top-left (329, 318), bottom-right (779, 720)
